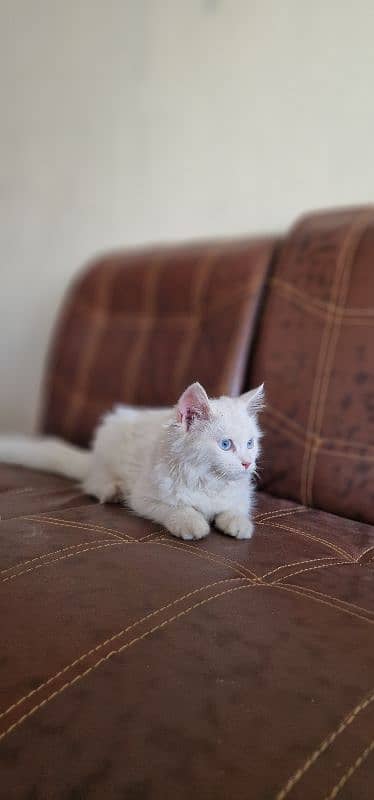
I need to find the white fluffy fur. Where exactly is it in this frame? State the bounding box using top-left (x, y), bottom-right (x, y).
top-left (0, 382), bottom-right (264, 541)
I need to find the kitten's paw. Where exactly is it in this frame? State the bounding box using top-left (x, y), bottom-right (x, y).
top-left (215, 512), bottom-right (254, 540)
top-left (83, 473), bottom-right (120, 504)
top-left (168, 512), bottom-right (210, 541)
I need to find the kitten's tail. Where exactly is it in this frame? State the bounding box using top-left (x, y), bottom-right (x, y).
top-left (0, 435), bottom-right (90, 481)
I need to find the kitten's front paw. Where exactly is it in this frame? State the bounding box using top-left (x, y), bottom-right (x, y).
top-left (168, 511), bottom-right (210, 541)
top-left (215, 512), bottom-right (254, 540)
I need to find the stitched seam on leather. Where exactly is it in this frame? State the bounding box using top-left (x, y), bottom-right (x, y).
top-left (23, 515), bottom-right (134, 542)
top-left (154, 537), bottom-right (250, 577)
top-left (318, 447), bottom-right (374, 462)
top-left (300, 253), bottom-right (349, 504)
top-left (0, 581), bottom-right (254, 740)
top-left (272, 583), bottom-right (374, 626)
top-left (121, 255), bottom-right (164, 401)
top-left (271, 275), bottom-right (374, 316)
top-left (152, 538), bottom-right (255, 580)
top-left (262, 556), bottom-right (338, 579)
top-left (254, 508), bottom-right (307, 522)
top-left (271, 276), bottom-right (374, 321)
top-left (0, 500), bottom-right (94, 526)
top-left (27, 517), bottom-right (133, 542)
top-left (44, 374), bottom-right (105, 408)
top-left (358, 545), bottom-right (374, 561)
top-left (152, 537), bottom-right (250, 577)
top-left (263, 519), bottom-right (353, 558)
top-left (6, 554), bottom-right (364, 763)
top-left (172, 248), bottom-right (218, 393)
top-left (323, 739), bottom-right (374, 800)
top-left (256, 520), bottom-right (351, 559)
top-left (265, 408), bottom-right (316, 448)
top-left (30, 515), bottom-right (166, 543)
top-left (4, 533), bottom-right (246, 582)
top-left (266, 403), bottom-right (319, 441)
top-left (300, 233), bottom-right (351, 503)
top-left (263, 403), bottom-right (374, 456)
top-left (23, 515), bottom-right (130, 541)
top-left (72, 282), bottom-right (263, 324)
top-left (305, 223), bottom-right (365, 502)
top-left (337, 317), bottom-right (374, 326)
top-left (1, 541), bottom-right (126, 583)
top-left (275, 688), bottom-right (374, 799)
top-left (4, 574), bottom-right (366, 749)
top-left (25, 513), bottom-right (135, 539)
top-left (139, 530), bottom-right (169, 542)
top-left (0, 577), bottom-right (247, 723)
top-left (301, 214), bottom-right (372, 505)
top-left (284, 582), bottom-right (374, 618)
top-left (274, 561), bottom-right (356, 584)
top-left (176, 539), bottom-right (259, 580)
top-left (1, 539), bottom-right (119, 575)
top-left (265, 412), bottom-right (374, 465)
top-left (63, 268), bottom-right (116, 436)
top-left (278, 276), bottom-right (374, 317)
top-left (272, 582), bottom-right (374, 626)
top-left (333, 317), bottom-right (374, 327)
top-left (73, 298), bottom-right (193, 324)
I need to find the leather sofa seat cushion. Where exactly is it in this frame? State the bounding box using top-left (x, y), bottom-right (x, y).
top-left (1, 464), bottom-right (373, 799)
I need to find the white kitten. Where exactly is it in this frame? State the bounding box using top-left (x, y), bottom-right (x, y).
top-left (0, 382), bottom-right (264, 541)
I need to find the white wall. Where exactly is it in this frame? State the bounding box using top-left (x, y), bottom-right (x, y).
top-left (1, 1), bottom-right (373, 432)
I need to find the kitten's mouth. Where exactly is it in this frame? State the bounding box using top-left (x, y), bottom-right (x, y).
top-left (241, 463), bottom-right (255, 477)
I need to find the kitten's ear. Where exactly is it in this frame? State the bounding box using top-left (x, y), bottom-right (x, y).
top-left (240, 383), bottom-right (265, 415)
top-left (177, 382), bottom-right (211, 431)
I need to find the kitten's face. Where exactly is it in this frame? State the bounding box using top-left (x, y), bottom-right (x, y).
top-left (202, 398), bottom-right (262, 480)
top-left (176, 382), bottom-right (264, 482)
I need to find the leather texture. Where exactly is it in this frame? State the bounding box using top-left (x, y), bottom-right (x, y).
top-left (42, 238), bottom-right (276, 447)
top-left (1, 463), bottom-right (374, 800)
top-left (249, 207), bottom-right (374, 523)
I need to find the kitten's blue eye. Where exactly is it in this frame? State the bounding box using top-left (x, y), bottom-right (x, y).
top-left (219, 438), bottom-right (233, 451)
top-left (247, 438), bottom-right (254, 449)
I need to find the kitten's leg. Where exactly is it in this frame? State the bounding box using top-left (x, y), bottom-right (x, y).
top-left (215, 511), bottom-right (254, 540)
top-left (83, 464), bottom-right (120, 504)
top-left (132, 497), bottom-right (210, 541)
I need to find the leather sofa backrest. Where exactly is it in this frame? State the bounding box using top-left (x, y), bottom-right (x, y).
top-left (248, 207), bottom-right (374, 523)
top-left (41, 238), bottom-right (276, 446)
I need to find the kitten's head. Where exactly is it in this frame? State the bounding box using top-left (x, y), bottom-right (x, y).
top-left (175, 381), bottom-right (264, 481)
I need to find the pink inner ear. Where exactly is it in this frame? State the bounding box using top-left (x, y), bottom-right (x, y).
top-left (178, 407), bottom-right (198, 430)
top-left (177, 383), bottom-right (210, 431)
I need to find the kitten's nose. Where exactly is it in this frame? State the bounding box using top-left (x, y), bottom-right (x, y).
top-left (241, 461), bottom-right (251, 470)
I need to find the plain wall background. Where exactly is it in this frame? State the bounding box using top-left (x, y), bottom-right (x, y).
top-left (1, 1), bottom-right (373, 432)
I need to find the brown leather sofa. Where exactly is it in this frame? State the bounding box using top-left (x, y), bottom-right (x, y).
top-left (1, 207), bottom-right (373, 799)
